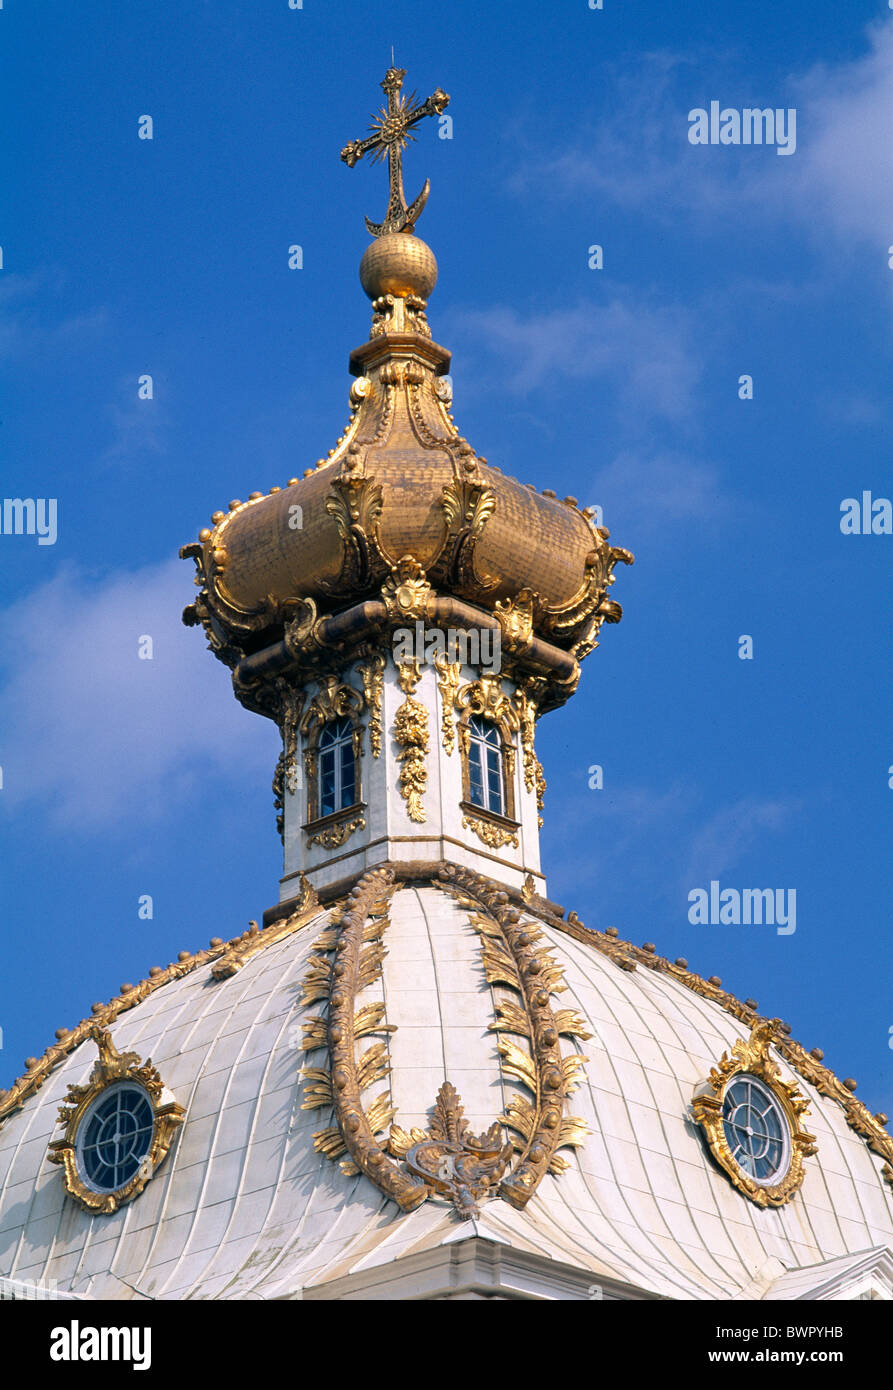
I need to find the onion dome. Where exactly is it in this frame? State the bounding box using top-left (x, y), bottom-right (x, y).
top-left (181, 68), bottom-right (632, 718)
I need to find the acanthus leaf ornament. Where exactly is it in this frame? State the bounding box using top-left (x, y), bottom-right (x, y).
top-left (393, 662), bottom-right (429, 823)
top-left (307, 814), bottom-right (366, 850)
top-left (512, 685), bottom-right (539, 796)
top-left (381, 556), bottom-right (432, 624)
top-left (356, 652), bottom-right (385, 757)
top-left (494, 588), bottom-right (538, 659)
top-left (323, 465), bottom-right (385, 593)
top-left (433, 652), bottom-right (460, 755)
top-left (438, 866), bottom-right (590, 1204)
top-left (461, 813), bottom-right (518, 850)
top-left (535, 758), bottom-right (546, 827)
top-left (301, 868), bottom-right (428, 1207)
top-left (391, 1082), bottom-right (513, 1219)
top-left (283, 596), bottom-right (329, 663)
top-left (441, 477), bottom-right (497, 593)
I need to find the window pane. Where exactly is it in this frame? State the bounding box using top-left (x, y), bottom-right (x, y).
top-left (486, 746), bottom-right (503, 814)
top-left (319, 747), bottom-right (336, 817)
top-left (340, 738), bottom-right (355, 809)
top-left (468, 740), bottom-right (485, 807)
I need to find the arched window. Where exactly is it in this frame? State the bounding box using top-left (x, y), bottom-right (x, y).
top-left (467, 714), bottom-right (504, 816)
top-left (317, 716), bottom-right (357, 817)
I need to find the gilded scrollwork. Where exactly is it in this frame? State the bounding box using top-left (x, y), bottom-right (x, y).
top-left (494, 588), bottom-right (537, 659)
top-left (461, 813), bottom-right (518, 850)
top-left (300, 677), bottom-right (364, 749)
top-left (389, 1083), bottom-right (512, 1219)
top-left (283, 596), bottom-right (329, 663)
top-left (535, 758), bottom-right (546, 827)
top-left (512, 687), bottom-right (539, 795)
top-left (438, 865), bottom-right (590, 1206)
top-left (393, 674), bottom-right (429, 823)
top-left (441, 478), bottom-right (497, 592)
top-left (538, 538), bottom-right (634, 658)
top-left (433, 652), bottom-right (460, 754)
top-left (307, 815), bottom-right (366, 850)
top-left (212, 876), bottom-right (318, 981)
top-left (455, 676), bottom-right (519, 818)
top-left (324, 468), bottom-right (384, 592)
top-left (356, 653), bottom-right (385, 758)
top-left (456, 675), bottom-right (518, 735)
top-left (381, 557), bottom-right (432, 623)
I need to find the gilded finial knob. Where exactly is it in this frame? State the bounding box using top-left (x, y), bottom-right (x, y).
top-left (359, 233), bottom-right (437, 300)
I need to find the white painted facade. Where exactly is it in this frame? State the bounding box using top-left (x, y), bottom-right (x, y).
top-left (280, 655), bottom-right (544, 905)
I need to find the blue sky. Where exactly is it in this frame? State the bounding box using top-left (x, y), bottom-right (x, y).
top-left (1, 0), bottom-right (891, 1123)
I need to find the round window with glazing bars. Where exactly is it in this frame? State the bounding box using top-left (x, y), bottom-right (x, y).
top-left (75, 1082), bottom-right (155, 1193)
top-left (721, 1073), bottom-right (791, 1185)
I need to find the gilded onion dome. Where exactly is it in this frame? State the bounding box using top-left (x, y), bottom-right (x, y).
top-left (181, 69), bottom-right (632, 720)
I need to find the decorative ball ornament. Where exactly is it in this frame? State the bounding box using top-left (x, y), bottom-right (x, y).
top-left (359, 233), bottom-right (438, 300)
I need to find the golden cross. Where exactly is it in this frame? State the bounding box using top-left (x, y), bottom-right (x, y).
top-left (341, 67), bottom-right (450, 237)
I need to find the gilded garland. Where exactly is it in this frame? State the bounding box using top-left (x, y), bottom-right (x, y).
top-left (394, 658), bottom-right (429, 822)
top-left (300, 864), bottom-right (590, 1217)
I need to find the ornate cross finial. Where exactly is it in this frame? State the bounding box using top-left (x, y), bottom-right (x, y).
top-left (341, 67), bottom-right (450, 237)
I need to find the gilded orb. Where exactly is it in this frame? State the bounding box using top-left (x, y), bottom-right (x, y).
top-left (360, 233), bottom-right (438, 300)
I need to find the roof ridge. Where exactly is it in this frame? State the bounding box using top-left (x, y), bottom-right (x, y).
top-left (0, 882), bottom-right (328, 1133)
top-left (539, 908), bottom-right (893, 1192)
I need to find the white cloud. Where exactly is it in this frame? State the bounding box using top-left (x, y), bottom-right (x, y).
top-left (682, 797), bottom-right (800, 889)
top-left (0, 561), bottom-right (278, 831)
top-left (0, 273), bottom-right (109, 362)
top-left (100, 382), bottom-right (169, 465)
top-left (787, 23), bottom-right (893, 244)
top-left (509, 27), bottom-right (893, 251)
top-left (589, 448), bottom-right (732, 535)
top-left (448, 298), bottom-right (701, 423)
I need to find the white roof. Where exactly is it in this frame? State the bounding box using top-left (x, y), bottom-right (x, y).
top-left (0, 882), bottom-right (891, 1300)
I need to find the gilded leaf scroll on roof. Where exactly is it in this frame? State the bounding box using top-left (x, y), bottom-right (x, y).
top-left (299, 865), bottom-right (590, 1217)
